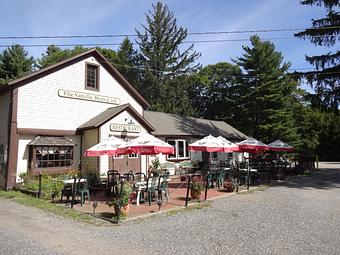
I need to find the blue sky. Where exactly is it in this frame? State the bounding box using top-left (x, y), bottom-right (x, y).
top-left (0, 0), bottom-right (333, 74)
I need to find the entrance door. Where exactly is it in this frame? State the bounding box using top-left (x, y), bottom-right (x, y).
top-left (108, 137), bottom-right (141, 174)
top-left (109, 153), bottom-right (141, 174)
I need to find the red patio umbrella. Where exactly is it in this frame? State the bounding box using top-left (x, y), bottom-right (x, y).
top-left (84, 136), bottom-right (126, 157)
top-left (116, 133), bottom-right (175, 155)
top-left (237, 137), bottom-right (269, 153)
top-left (188, 135), bottom-right (225, 152)
top-left (268, 140), bottom-right (294, 152)
top-left (216, 136), bottom-right (240, 152)
top-left (117, 133), bottom-right (175, 178)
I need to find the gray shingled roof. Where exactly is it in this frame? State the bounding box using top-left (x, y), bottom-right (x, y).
top-left (144, 111), bottom-right (248, 142)
top-left (78, 104), bottom-right (154, 131)
top-left (78, 104), bottom-right (129, 130)
top-left (28, 136), bottom-right (76, 146)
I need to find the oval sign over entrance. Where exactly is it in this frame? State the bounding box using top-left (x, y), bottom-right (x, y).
top-left (110, 123), bottom-right (141, 133)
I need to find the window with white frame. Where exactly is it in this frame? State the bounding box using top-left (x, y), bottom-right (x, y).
top-left (210, 152), bottom-right (219, 164)
top-left (128, 153), bottom-right (138, 159)
top-left (31, 146), bottom-right (73, 169)
top-left (126, 139), bottom-right (138, 158)
top-left (166, 139), bottom-right (190, 160)
top-left (211, 152), bottom-right (218, 160)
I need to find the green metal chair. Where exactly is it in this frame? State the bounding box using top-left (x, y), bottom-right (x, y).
top-left (216, 169), bottom-right (225, 189)
top-left (60, 175), bottom-right (72, 203)
top-left (203, 170), bottom-right (214, 189)
top-left (86, 170), bottom-right (106, 197)
top-left (158, 172), bottom-right (170, 201)
top-left (144, 176), bottom-right (159, 206)
top-left (76, 179), bottom-right (90, 206)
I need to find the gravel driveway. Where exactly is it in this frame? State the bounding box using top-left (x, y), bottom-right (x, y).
top-left (1, 163), bottom-right (339, 255)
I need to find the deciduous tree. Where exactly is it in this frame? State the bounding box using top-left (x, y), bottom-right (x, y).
top-left (37, 45), bottom-right (88, 68)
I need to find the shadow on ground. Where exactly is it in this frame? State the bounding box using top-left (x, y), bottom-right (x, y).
top-left (275, 168), bottom-right (340, 190)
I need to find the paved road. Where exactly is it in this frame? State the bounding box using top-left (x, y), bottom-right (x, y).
top-left (1, 163), bottom-right (339, 255)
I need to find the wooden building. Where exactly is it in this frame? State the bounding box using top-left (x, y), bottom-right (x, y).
top-left (0, 49), bottom-right (247, 190)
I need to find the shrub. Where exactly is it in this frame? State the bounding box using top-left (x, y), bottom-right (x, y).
top-left (108, 182), bottom-right (133, 208)
top-left (19, 173), bottom-right (65, 200)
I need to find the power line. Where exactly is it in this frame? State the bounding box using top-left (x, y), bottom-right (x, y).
top-left (2, 53), bottom-right (338, 78)
top-left (232, 71), bottom-right (340, 78)
top-left (0, 35), bottom-right (336, 48)
top-left (0, 26), bottom-right (339, 39)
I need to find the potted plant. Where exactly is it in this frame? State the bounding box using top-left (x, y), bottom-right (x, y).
top-left (189, 176), bottom-right (205, 200)
top-left (223, 178), bottom-right (234, 192)
top-left (108, 182), bottom-right (133, 218)
top-left (149, 157), bottom-right (163, 177)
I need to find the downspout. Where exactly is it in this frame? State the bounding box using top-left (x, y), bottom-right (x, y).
top-left (4, 90), bottom-right (13, 190)
top-left (6, 88), bottom-right (19, 190)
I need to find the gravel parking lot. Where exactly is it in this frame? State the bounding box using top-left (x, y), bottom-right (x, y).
top-left (1, 163), bottom-right (339, 255)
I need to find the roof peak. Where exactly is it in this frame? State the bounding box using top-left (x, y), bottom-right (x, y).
top-left (0, 48), bottom-right (150, 109)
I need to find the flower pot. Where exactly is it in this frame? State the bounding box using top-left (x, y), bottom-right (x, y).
top-left (113, 203), bottom-right (130, 217)
top-left (223, 179), bottom-right (234, 192)
top-left (121, 204), bottom-right (130, 217)
top-left (190, 189), bottom-right (201, 200)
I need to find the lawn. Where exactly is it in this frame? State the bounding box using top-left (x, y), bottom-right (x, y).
top-left (0, 190), bottom-right (96, 224)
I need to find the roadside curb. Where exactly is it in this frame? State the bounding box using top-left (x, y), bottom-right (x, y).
top-left (122, 185), bottom-right (269, 223)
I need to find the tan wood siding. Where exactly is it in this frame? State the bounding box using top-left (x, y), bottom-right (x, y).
top-left (81, 129), bottom-right (98, 172)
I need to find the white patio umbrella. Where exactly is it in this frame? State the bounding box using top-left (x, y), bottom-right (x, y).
top-left (117, 133), bottom-right (175, 176)
top-left (188, 135), bottom-right (225, 152)
top-left (116, 133), bottom-right (175, 155)
top-left (217, 136), bottom-right (240, 152)
top-left (268, 140), bottom-right (294, 152)
top-left (237, 137), bottom-right (269, 153)
top-left (84, 136), bottom-right (126, 157)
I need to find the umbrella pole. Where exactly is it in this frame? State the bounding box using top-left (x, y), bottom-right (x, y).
top-left (247, 163), bottom-right (250, 190)
top-left (146, 155), bottom-right (149, 177)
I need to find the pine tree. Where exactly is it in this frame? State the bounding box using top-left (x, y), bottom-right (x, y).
top-left (115, 38), bottom-right (140, 89)
top-left (0, 44), bottom-right (34, 84)
top-left (233, 35), bottom-right (300, 145)
top-left (136, 2), bottom-right (200, 114)
top-left (295, 0), bottom-right (340, 111)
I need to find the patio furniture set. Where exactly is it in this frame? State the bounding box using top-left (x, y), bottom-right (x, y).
top-left (60, 169), bottom-right (172, 207)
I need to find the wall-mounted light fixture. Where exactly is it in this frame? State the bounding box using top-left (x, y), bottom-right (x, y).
top-left (125, 116), bottom-right (134, 125)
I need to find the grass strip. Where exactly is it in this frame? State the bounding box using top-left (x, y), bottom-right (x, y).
top-left (0, 191), bottom-right (95, 224)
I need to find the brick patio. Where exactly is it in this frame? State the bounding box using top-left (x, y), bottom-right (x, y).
top-left (65, 176), bottom-right (247, 220)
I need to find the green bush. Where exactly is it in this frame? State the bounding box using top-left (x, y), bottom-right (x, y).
top-left (19, 173), bottom-right (65, 200)
top-left (108, 182), bottom-right (133, 207)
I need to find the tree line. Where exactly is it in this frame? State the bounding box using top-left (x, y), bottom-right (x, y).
top-left (0, 1), bottom-right (339, 160)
